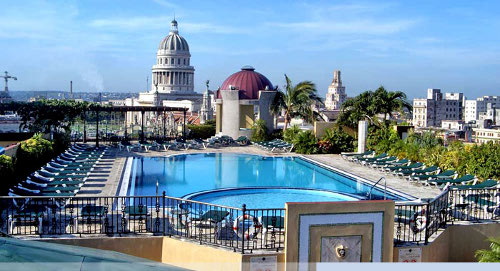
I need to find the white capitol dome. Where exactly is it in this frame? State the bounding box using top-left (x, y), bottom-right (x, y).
top-left (152, 19), bottom-right (194, 93)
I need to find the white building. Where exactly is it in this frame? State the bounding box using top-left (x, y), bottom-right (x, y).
top-left (124, 19), bottom-right (204, 127)
top-left (464, 96), bottom-right (500, 123)
top-left (412, 89), bottom-right (460, 128)
top-left (441, 120), bottom-right (465, 131)
top-left (324, 70), bottom-right (347, 110)
top-left (473, 128), bottom-right (500, 144)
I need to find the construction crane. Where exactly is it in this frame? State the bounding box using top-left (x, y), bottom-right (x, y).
top-left (1, 71), bottom-right (17, 92)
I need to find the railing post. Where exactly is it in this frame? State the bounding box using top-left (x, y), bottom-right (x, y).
top-left (163, 191), bottom-right (166, 236)
top-left (424, 203), bottom-right (430, 245)
top-left (241, 204), bottom-right (246, 254)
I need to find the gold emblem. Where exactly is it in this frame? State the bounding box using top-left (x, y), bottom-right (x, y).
top-left (336, 244), bottom-right (347, 259)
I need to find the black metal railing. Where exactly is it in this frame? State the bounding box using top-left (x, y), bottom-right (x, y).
top-left (395, 187), bottom-right (500, 245)
top-left (2, 188), bottom-right (499, 249)
top-left (0, 193), bottom-right (286, 253)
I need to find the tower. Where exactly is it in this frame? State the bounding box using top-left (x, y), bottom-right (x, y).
top-left (325, 70), bottom-right (347, 110)
top-left (151, 19), bottom-right (194, 94)
top-left (200, 80), bottom-right (213, 124)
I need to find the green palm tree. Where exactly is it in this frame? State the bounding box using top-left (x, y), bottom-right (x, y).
top-left (338, 86), bottom-right (412, 128)
top-left (271, 74), bottom-right (323, 129)
top-left (476, 236), bottom-right (500, 262)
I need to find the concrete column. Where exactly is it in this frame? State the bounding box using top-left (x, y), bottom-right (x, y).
top-left (358, 120), bottom-right (368, 153)
top-left (220, 89), bottom-right (240, 139)
top-left (258, 91), bottom-right (277, 132)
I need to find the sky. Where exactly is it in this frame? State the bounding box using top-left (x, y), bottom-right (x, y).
top-left (1, 0), bottom-right (500, 100)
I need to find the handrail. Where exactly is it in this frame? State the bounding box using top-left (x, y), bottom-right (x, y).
top-left (367, 177), bottom-right (386, 200)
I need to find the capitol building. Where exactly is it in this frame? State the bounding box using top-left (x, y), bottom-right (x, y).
top-left (124, 19), bottom-right (213, 128)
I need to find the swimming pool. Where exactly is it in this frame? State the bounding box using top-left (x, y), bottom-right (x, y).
top-left (126, 153), bottom-right (410, 208)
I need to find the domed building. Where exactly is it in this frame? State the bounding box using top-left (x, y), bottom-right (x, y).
top-left (215, 66), bottom-right (277, 139)
top-left (125, 19), bottom-right (205, 129)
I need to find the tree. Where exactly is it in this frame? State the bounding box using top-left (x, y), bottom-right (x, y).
top-left (251, 119), bottom-right (269, 142)
top-left (338, 86), bottom-right (412, 128)
top-left (271, 74), bottom-right (323, 129)
top-left (475, 236), bottom-right (500, 262)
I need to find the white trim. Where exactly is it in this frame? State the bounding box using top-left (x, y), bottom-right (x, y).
top-left (298, 212), bottom-right (383, 269)
top-left (299, 156), bottom-right (416, 201)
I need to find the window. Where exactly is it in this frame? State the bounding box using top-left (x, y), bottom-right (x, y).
top-left (178, 59), bottom-right (180, 64)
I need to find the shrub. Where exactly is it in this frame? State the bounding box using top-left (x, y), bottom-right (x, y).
top-left (293, 130), bottom-right (319, 154)
top-left (0, 155), bottom-right (15, 194)
top-left (319, 127), bottom-right (355, 154)
top-left (475, 236), bottom-right (500, 262)
top-left (251, 119), bottom-right (269, 142)
top-left (269, 129), bottom-right (283, 140)
top-left (14, 133), bottom-right (54, 182)
top-left (187, 123), bottom-right (215, 139)
top-left (283, 125), bottom-right (301, 143)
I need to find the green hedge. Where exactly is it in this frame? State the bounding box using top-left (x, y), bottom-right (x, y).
top-left (0, 155), bottom-right (14, 194)
top-left (186, 123), bottom-right (216, 139)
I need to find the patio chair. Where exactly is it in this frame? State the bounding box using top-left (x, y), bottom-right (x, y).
top-left (7, 206), bottom-right (45, 235)
top-left (363, 156), bottom-right (397, 167)
top-left (123, 205), bottom-right (151, 232)
top-left (73, 205), bottom-right (109, 233)
top-left (372, 158), bottom-right (410, 170)
top-left (189, 210), bottom-right (230, 229)
top-left (259, 215), bottom-right (285, 247)
top-left (17, 182), bottom-right (80, 194)
top-left (354, 153), bottom-right (388, 163)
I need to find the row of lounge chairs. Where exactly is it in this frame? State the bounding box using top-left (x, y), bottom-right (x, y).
top-left (8, 144), bottom-right (107, 203)
top-left (253, 139), bottom-right (294, 153)
top-left (118, 136), bottom-right (251, 153)
top-left (341, 151), bottom-right (499, 190)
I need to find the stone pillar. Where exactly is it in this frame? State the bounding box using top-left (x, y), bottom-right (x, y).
top-left (258, 91), bottom-right (277, 132)
top-left (220, 89), bottom-right (240, 139)
top-left (358, 120), bottom-right (368, 153)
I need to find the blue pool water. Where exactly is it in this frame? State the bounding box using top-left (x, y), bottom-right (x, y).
top-left (128, 153), bottom-right (409, 208)
top-left (186, 188), bottom-right (360, 209)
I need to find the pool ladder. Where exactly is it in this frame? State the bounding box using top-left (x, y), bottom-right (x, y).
top-left (367, 177), bottom-right (387, 200)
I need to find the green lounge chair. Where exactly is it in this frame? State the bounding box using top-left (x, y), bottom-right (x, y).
top-left (341, 150), bottom-right (373, 160)
top-left (400, 166), bottom-right (440, 178)
top-left (355, 153), bottom-right (388, 163)
top-left (373, 158), bottom-right (410, 170)
top-left (365, 156), bottom-right (397, 167)
top-left (190, 210), bottom-right (229, 228)
top-left (389, 162), bottom-right (424, 175)
top-left (427, 174), bottom-right (476, 188)
top-left (411, 170), bottom-right (457, 182)
top-left (453, 179), bottom-right (499, 190)
top-left (236, 136), bottom-right (250, 145)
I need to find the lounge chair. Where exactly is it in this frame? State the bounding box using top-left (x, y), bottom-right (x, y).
top-left (451, 179), bottom-right (499, 190)
top-left (426, 174), bottom-right (476, 188)
top-left (355, 153), bottom-right (388, 163)
top-left (236, 136), bottom-right (250, 146)
top-left (364, 156), bottom-right (397, 167)
top-left (189, 210), bottom-right (230, 229)
top-left (400, 166), bottom-right (440, 178)
top-left (411, 170), bottom-right (457, 182)
top-left (36, 169), bottom-right (89, 180)
top-left (388, 162), bottom-right (424, 175)
top-left (372, 158), bottom-right (410, 170)
top-left (341, 150), bottom-right (373, 160)
top-left (26, 176), bottom-right (85, 187)
top-left (17, 182), bottom-right (80, 194)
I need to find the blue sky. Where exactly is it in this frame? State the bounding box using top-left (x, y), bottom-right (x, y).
top-left (1, 0), bottom-right (499, 99)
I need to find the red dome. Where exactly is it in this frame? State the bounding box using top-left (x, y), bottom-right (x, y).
top-left (218, 66), bottom-right (274, 100)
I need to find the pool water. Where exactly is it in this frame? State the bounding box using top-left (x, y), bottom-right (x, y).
top-left (128, 153), bottom-right (408, 208)
top-left (187, 188), bottom-right (360, 209)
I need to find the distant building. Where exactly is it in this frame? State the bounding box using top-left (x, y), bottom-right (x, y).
top-left (445, 92), bottom-right (465, 120)
top-left (441, 120), bottom-right (465, 131)
top-left (473, 128), bottom-right (500, 144)
top-left (465, 96), bottom-right (500, 123)
top-left (412, 89), bottom-right (460, 128)
top-left (215, 66), bottom-right (276, 139)
top-left (478, 103), bottom-right (500, 125)
top-left (324, 70), bottom-right (347, 110)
